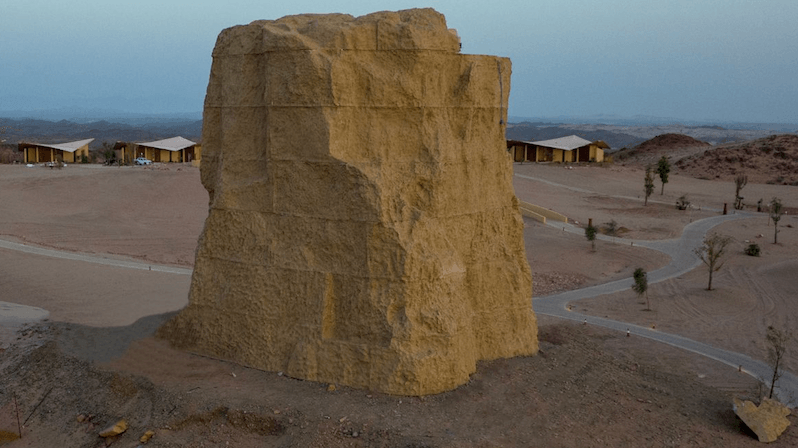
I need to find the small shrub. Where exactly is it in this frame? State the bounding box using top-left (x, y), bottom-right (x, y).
top-left (745, 243), bottom-right (761, 257)
top-left (676, 195), bottom-right (691, 210)
top-left (0, 147), bottom-right (23, 164)
top-left (603, 220), bottom-right (618, 236)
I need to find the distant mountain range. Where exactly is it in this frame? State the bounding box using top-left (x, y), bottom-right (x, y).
top-left (0, 117), bottom-right (202, 150)
top-left (3, 110), bottom-right (796, 153)
top-left (506, 120), bottom-right (797, 150)
top-left (508, 114), bottom-right (798, 132)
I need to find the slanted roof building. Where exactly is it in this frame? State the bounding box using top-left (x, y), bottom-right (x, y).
top-left (507, 135), bottom-right (607, 163)
top-left (117, 136), bottom-right (201, 164)
top-left (19, 138), bottom-right (94, 164)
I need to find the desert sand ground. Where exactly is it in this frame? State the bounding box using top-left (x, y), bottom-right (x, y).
top-left (0, 161), bottom-right (796, 447)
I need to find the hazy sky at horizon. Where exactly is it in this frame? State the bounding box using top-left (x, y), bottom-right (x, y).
top-left (2, 0), bottom-right (797, 123)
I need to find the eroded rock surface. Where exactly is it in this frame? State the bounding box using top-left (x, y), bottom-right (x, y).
top-left (733, 397), bottom-right (791, 443)
top-left (159, 8), bottom-right (537, 395)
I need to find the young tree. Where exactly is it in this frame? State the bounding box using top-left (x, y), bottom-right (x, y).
top-left (644, 165), bottom-right (655, 205)
top-left (770, 197), bottom-right (784, 244)
top-left (585, 223), bottom-right (597, 252)
top-left (632, 267), bottom-right (650, 310)
top-left (734, 174), bottom-right (748, 210)
top-left (766, 325), bottom-right (791, 399)
top-left (656, 156), bottom-right (671, 195)
top-left (693, 233), bottom-right (733, 291)
top-left (101, 141), bottom-right (117, 165)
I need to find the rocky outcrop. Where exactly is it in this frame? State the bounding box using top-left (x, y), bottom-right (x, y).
top-left (733, 397), bottom-right (791, 443)
top-left (158, 8), bottom-right (537, 395)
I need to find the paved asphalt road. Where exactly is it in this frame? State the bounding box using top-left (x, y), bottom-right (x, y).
top-left (533, 212), bottom-right (798, 407)
top-left (1, 205), bottom-right (796, 405)
top-left (0, 238), bottom-right (191, 325)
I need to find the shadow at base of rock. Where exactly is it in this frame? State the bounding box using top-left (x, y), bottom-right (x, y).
top-left (52, 311), bottom-right (179, 363)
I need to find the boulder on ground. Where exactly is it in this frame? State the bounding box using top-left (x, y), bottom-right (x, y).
top-left (733, 397), bottom-right (791, 443)
top-left (98, 419), bottom-right (128, 438)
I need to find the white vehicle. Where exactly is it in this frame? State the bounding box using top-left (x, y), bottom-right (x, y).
top-left (135, 157), bottom-right (152, 165)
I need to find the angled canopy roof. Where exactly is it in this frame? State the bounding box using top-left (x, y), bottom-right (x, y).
top-left (19, 138), bottom-right (95, 153)
top-left (592, 140), bottom-right (610, 149)
top-left (137, 136), bottom-right (196, 151)
top-left (530, 135), bottom-right (593, 151)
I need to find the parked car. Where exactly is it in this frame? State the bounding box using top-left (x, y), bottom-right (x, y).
top-left (135, 157), bottom-right (152, 165)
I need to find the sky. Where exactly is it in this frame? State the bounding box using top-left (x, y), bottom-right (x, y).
top-left (2, 0), bottom-right (797, 123)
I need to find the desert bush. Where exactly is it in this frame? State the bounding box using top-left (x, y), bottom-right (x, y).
top-left (676, 195), bottom-right (690, 210)
top-left (0, 147), bottom-right (23, 164)
top-left (744, 243), bottom-right (761, 257)
top-left (603, 220), bottom-right (618, 236)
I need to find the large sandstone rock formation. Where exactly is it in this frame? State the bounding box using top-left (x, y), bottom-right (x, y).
top-left (159, 8), bottom-right (537, 395)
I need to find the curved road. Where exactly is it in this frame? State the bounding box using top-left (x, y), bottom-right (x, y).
top-left (1, 203), bottom-right (796, 405)
top-left (533, 209), bottom-right (798, 407)
top-left (0, 238), bottom-right (191, 324)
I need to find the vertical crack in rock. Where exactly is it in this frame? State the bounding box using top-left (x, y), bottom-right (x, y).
top-left (158, 8), bottom-right (538, 395)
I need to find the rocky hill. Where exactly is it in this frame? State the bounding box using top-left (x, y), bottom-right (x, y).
top-left (676, 134), bottom-right (798, 185)
top-left (633, 133), bottom-right (712, 152)
top-left (506, 120), bottom-right (788, 151)
top-left (0, 117), bottom-right (202, 151)
top-left (613, 133), bottom-right (712, 166)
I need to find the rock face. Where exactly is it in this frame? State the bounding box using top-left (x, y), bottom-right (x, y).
top-left (158, 8), bottom-right (537, 395)
top-left (733, 397), bottom-right (791, 443)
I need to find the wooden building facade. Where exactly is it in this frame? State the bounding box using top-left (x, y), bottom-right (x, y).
top-left (115, 136), bottom-right (201, 165)
top-left (19, 138), bottom-right (94, 164)
top-left (507, 135), bottom-right (608, 163)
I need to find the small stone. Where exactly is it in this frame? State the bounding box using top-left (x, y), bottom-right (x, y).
top-left (77, 414), bottom-right (86, 423)
top-left (273, 410), bottom-right (281, 415)
top-left (339, 417), bottom-right (347, 423)
top-left (139, 430), bottom-right (155, 443)
top-left (327, 384), bottom-right (336, 392)
top-left (99, 419), bottom-right (128, 437)
top-left (352, 431), bottom-right (359, 437)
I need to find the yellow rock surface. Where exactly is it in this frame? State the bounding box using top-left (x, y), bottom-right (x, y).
top-left (98, 419), bottom-right (128, 437)
top-left (140, 430), bottom-right (155, 443)
top-left (159, 8), bottom-right (537, 395)
top-left (733, 397), bottom-right (791, 443)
